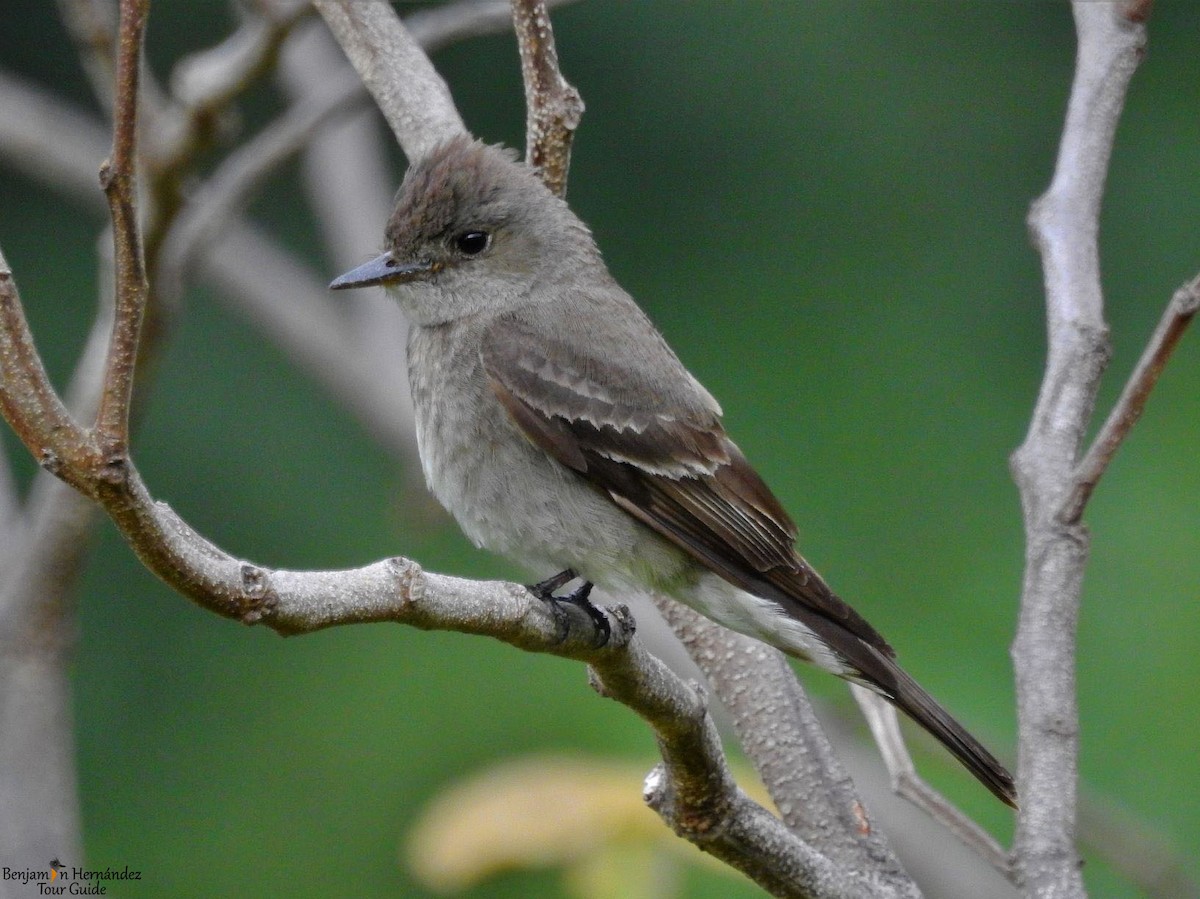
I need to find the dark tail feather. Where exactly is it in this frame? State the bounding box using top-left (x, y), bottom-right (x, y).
top-left (797, 613), bottom-right (1017, 807)
top-left (879, 656), bottom-right (1017, 808)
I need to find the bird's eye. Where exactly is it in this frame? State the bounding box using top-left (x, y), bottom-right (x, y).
top-left (454, 230), bottom-right (490, 256)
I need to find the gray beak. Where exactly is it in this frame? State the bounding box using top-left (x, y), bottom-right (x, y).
top-left (329, 252), bottom-right (435, 290)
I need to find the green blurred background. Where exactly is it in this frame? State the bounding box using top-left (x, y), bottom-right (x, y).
top-left (2, 1), bottom-right (1198, 896)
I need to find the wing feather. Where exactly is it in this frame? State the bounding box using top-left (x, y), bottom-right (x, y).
top-left (482, 307), bottom-right (892, 654)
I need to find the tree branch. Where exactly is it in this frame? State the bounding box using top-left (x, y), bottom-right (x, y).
top-left (0, 249), bottom-right (90, 491)
top-left (1011, 4), bottom-right (1148, 897)
top-left (94, 0), bottom-right (148, 454)
top-left (157, 68), bottom-right (366, 295)
top-left (407, 0), bottom-right (579, 55)
top-left (510, 0), bottom-right (584, 197)
top-left (1062, 272), bottom-right (1200, 522)
top-left (312, 0), bottom-right (466, 162)
top-left (656, 600), bottom-right (919, 892)
top-left (850, 687), bottom-right (1010, 874)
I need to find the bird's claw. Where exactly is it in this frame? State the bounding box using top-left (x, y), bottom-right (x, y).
top-left (526, 569), bottom-right (610, 647)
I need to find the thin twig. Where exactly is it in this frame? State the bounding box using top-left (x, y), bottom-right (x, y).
top-left (198, 222), bottom-right (418, 461)
top-left (1063, 273), bottom-right (1200, 522)
top-left (94, 0), bottom-right (149, 454)
top-left (1079, 790), bottom-right (1200, 899)
top-left (158, 72), bottom-right (366, 293)
top-left (850, 686), bottom-right (1011, 874)
top-left (54, 0), bottom-right (120, 112)
top-left (509, 0), bottom-right (583, 197)
top-left (153, 0), bottom-right (311, 175)
top-left (406, 0), bottom-right (579, 55)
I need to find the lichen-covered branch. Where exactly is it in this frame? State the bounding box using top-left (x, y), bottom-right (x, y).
top-left (510, 0), bottom-right (584, 197)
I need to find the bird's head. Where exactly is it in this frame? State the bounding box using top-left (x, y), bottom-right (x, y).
top-left (330, 136), bottom-right (596, 326)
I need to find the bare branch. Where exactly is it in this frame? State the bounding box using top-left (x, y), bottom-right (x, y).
top-left (1011, 4), bottom-right (1148, 896)
top-left (312, 0), bottom-right (467, 161)
top-left (850, 687), bottom-right (1010, 875)
top-left (169, 1), bottom-right (309, 114)
top-left (1063, 272), bottom-right (1200, 522)
top-left (407, 0), bottom-right (578, 55)
top-left (0, 69), bottom-right (111, 202)
top-left (157, 71), bottom-right (366, 294)
top-left (654, 601), bottom-right (905, 870)
top-left (54, 0), bottom-right (119, 112)
top-left (94, 0), bottom-right (149, 454)
top-left (0, 250), bottom-right (90, 490)
top-left (1079, 790), bottom-right (1200, 899)
top-left (279, 21), bottom-right (393, 272)
top-left (644, 765), bottom-right (886, 899)
top-left (510, 0), bottom-right (583, 197)
top-left (198, 222), bottom-right (417, 461)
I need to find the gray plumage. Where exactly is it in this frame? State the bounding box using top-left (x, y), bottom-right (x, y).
top-left (331, 136), bottom-right (1016, 808)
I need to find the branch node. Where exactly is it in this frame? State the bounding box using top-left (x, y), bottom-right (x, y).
top-left (240, 562), bottom-right (269, 596)
top-left (38, 448), bottom-right (63, 476)
top-left (642, 763), bottom-right (667, 807)
top-left (607, 603), bottom-right (635, 647)
top-left (685, 678), bottom-right (710, 715)
top-left (237, 563), bottom-right (277, 624)
top-left (652, 776), bottom-right (733, 843)
top-left (98, 158), bottom-right (114, 190)
top-left (97, 452), bottom-right (130, 485)
top-left (388, 556), bottom-right (426, 607)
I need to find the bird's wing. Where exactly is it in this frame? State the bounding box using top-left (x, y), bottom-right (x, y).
top-left (480, 299), bottom-right (892, 654)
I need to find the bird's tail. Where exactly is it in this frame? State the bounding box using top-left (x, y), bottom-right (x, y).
top-left (874, 653), bottom-right (1017, 808)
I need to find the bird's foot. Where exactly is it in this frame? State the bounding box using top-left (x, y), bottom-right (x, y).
top-left (526, 569), bottom-right (609, 647)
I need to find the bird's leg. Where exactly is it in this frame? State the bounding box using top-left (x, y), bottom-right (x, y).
top-left (526, 569), bottom-right (609, 646)
top-left (528, 568), bottom-right (578, 598)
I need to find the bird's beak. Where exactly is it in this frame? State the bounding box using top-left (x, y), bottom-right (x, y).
top-left (329, 252), bottom-right (436, 290)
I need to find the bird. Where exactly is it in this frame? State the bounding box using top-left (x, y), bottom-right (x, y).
top-left (330, 135), bottom-right (1016, 808)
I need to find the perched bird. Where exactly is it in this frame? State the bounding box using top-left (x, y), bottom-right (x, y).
top-left (331, 136), bottom-right (1016, 807)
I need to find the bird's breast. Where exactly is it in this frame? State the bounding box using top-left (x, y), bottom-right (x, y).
top-left (405, 321), bottom-right (692, 590)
